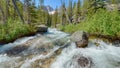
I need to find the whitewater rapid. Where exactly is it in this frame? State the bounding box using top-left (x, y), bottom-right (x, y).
top-left (0, 28), bottom-right (69, 68)
top-left (0, 28), bottom-right (120, 68)
top-left (51, 40), bottom-right (120, 68)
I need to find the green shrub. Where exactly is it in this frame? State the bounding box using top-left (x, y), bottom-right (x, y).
top-left (0, 18), bottom-right (36, 42)
top-left (62, 9), bottom-right (120, 37)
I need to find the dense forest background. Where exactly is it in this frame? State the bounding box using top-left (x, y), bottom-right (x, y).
top-left (0, 0), bottom-right (120, 42)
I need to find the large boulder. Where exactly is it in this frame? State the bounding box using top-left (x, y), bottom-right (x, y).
top-left (36, 25), bottom-right (48, 33)
top-left (71, 31), bottom-right (88, 48)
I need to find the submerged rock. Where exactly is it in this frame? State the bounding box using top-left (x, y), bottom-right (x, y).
top-left (36, 25), bottom-right (48, 33)
top-left (72, 55), bottom-right (93, 68)
top-left (112, 40), bottom-right (120, 47)
top-left (71, 31), bottom-right (88, 48)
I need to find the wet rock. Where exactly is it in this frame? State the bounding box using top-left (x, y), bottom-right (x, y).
top-left (36, 25), bottom-right (48, 33)
top-left (71, 31), bottom-right (88, 48)
top-left (112, 40), bottom-right (120, 47)
top-left (72, 55), bottom-right (93, 68)
top-left (4, 36), bottom-right (54, 56)
top-left (94, 42), bottom-right (100, 46)
top-left (5, 46), bottom-right (28, 55)
top-left (77, 57), bottom-right (91, 67)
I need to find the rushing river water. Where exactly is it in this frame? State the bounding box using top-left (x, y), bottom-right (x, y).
top-left (0, 28), bottom-right (120, 68)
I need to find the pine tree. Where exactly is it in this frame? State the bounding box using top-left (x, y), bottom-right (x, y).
top-left (61, 0), bottom-right (66, 25)
top-left (6, 0), bottom-right (10, 20)
top-left (67, 0), bottom-right (73, 23)
top-left (106, 0), bottom-right (117, 4)
top-left (0, 0), bottom-right (6, 23)
top-left (83, 0), bottom-right (90, 9)
top-left (46, 14), bottom-right (52, 27)
top-left (52, 8), bottom-right (58, 27)
top-left (73, 0), bottom-right (81, 23)
top-left (12, 0), bottom-right (25, 23)
top-left (109, 0), bottom-right (120, 4)
top-left (83, 0), bottom-right (105, 15)
top-left (23, 0), bottom-right (31, 23)
top-left (39, 0), bottom-right (44, 9)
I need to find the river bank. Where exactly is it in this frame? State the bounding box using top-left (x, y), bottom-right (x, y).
top-left (1, 27), bottom-right (120, 46)
top-left (0, 23), bottom-right (48, 45)
top-left (0, 32), bottom-right (36, 45)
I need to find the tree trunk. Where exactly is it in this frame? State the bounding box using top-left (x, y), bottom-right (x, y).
top-left (0, 5), bottom-right (6, 23)
top-left (64, 8), bottom-right (72, 24)
top-left (26, 0), bottom-right (31, 24)
top-left (12, 0), bottom-right (25, 23)
top-left (6, 0), bottom-right (10, 20)
top-left (61, 0), bottom-right (71, 24)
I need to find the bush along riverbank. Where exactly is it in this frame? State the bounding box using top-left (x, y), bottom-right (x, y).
top-left (60, 9), bottom-right (120, 42)
top-left (0, 19), bottom-right (36, 44)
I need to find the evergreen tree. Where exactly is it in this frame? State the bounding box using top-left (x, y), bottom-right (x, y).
top-left (83, 0), bottom-right (90, 9)
top-left (46, 14), bottom-right (52, 27)
top-left (83, 0), bottom-right (105, 15)
top-left (61, 0), bottom-right (66, 25)
top-left (6, 0), bottom-right (10, 20)
top-left (73, 0), bottom-right (81, 23)
top-left (39, 0), bottom-right (44, 9)
top-left (67, 0), bottom-right (73, 23)
top-left (111, 0), bottom-right (116, 4)
top-left (12, 0), bottom-right (25, 23)
top-left (106, 0), bottom-right (118, 4)
top-left (0, 0), bottom-right (6, 23)
top-left (52, 8), bottom-right (58, 27)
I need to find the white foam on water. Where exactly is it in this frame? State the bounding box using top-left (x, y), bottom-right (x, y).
top-left (0, 54), bottom-right (11, 63)
top-left (0, 54), bottom-right (21, 65)
top-left (20, 46), bottom-right (60, 68)
top-left (0, 28), bottom-right (70, 68)
top-left (1, 28), bottom-right (120, 68)
top-left (0, 36), bottom-right (35, 53)
top-left (45, 28), bottom-right (69, 39)
top-left (51, 40), bottom-right (120, 68)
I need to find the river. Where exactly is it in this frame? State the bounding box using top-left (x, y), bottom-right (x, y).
top-left (0, 28), bottom-right (120, 68)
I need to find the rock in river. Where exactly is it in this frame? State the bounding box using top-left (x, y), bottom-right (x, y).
top-left (36, 25), bottom-right (48, 33)
top-left (71, 31), bottom-right (88, 48)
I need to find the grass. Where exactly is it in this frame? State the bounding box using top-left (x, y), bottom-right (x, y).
top-left (0, 18), bottom-right (36, 42)
top-left (60, 9), bottom-right (120, 38)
